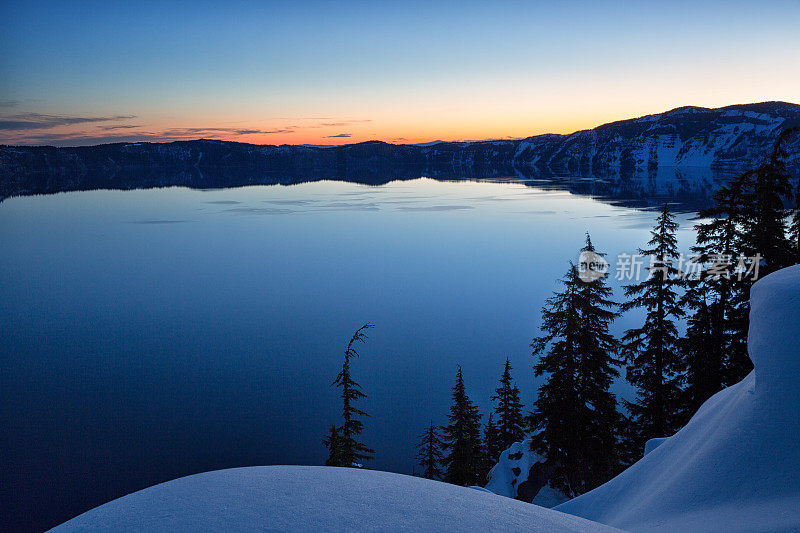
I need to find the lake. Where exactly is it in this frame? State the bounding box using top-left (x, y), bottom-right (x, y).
top-left (1, 177), bottom-right (701, 531)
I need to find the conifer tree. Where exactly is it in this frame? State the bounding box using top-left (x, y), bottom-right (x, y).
top-left (691, 128), bottom-right (797, 384)
top-left (531, 235), bottom-right (622, 495)
top-left (716, 133), bottom-right (794, 382)
top-left (483, 413), bottom-right (504, 466)
top-left (621, 203), bottom-right (684, 451)
top-left (415, 420), bottom-right (445, 480)
top-left (442, 366), bottom-right (483, 486)
top-left (692, 182), bottom-right (746, 386)
top-left (737, 127), bottom-right (796, 276)
top-left (323, 424), bottom-right (342, 466)
top-left (677, 279), bottom-right (723, 424)
top-left (573, 235), bottom-right (624, 485)
top-left (530, 264), bottom-right (582, 492)
top-left (326, 323), bottom-right (375, 467)
top-left (491, 359), bottom-right (526, 451)
top-left (789, 167), bottom-right (800, 264)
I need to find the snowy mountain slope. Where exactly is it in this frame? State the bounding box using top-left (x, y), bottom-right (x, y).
top-left (427, 102), bottom-right (800, 175)
top-left (484, 436), bottom-right (569, 507)
top-left (556, 264), bottom-right (800, 533)
top-left (49, 466), bottom-right (621, 532)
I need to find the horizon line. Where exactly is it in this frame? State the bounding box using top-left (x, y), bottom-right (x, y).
top-left (2, 100), bottom-right (798, 149)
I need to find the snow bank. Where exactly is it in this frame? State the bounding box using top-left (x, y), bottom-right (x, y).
top-left (557, 265), bottom-right (800, 533)
top-left (51, 466), bottom-right (620, 532)
top-left (484, 436), bottom-right (569, 507)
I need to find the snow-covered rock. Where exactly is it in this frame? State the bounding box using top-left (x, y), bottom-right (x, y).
top-left (484, 436), bottom-right (569, 507)
top-left (556, 264), bottom-right (800, 533)
top-left (49, 466), bottom-right (620, 532)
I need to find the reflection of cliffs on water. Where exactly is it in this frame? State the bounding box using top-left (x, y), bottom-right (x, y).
top-left (427, 165), bottom-right (723, 212)
top-left (2, 101), bottom-right (797, 210)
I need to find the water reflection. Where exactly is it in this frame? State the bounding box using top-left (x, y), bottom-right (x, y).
top-left (0, 178), bottom-right (700, 531)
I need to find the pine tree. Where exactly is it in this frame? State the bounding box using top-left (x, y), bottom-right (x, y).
top-left (442, 366), bottom-right (483, 486)
top-left (531, 235), bottom-right (622, 495)
top-left (690, 128), bottom-right (797, 385)
top-left (573, 235), bottom-right (624, 485)
top-left (327, 323), bottom-right (375, 467)
top-left (737, 127), bottom-right (796, 276)
top-left (415, 420), bottom-right (445, 480)
top-left (677, 281), bottom-right (721, 424)
top-left (621, 203), bottom-right (684, 452)
top-left (323, 424), bottom-right (342, 466)
top-left (792, 172), bottom-right (800, 264)
top-left (721, 131), bottom-right (795, 381)
top-left (491, 359), bottom-right (526, 451)
top-left (483, 413), bottom-right (504, 466)
top-left (530, 264), bottom-right (582, 493)
top-left (692, 182), bottom-right (746, 386)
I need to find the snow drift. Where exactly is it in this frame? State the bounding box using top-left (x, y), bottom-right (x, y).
top-left (50, 466), bottom-right (620, 532)
top-left (556, 264), bottom-right (800, 532)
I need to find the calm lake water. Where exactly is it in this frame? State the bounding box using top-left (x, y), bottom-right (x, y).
top-left (1, 178), bottom-right (700, 531)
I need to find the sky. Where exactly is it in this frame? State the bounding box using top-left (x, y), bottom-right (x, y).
top-left (1, 0), bottom-right (799, 146)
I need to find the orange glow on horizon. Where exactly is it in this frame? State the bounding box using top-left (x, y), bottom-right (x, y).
top-left (3, 96), bottom-right (799, 147)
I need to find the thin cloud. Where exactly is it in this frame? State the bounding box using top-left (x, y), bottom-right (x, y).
top-left (0, 99), bottom-right (20, 108)
top-left (305, 119), bottom-right (373, 128)
top-left (0, 131), bottom-right (165, 145)
top-left (163, 127), bottom-right (294, 136)
top-left (99, 124), bottom-right (145, 130)
top-left (275, 116), bottom-right (332, 120)
top-left (0, 113), bottom-right (136, 131)
top-left (319, 119), bottom-right (372, 127)
top-left (1, 124), bottom-right (298, 146)
top-left (325, 133), bottom-right (352, 138)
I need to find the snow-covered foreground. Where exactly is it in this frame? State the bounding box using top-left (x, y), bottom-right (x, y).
top-left (50, 466), bottom-right (620, 532)
top-left (557, 264), bottom-right (800, 532)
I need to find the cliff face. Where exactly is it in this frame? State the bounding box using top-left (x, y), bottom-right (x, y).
top-left (512, 102), bottom-right (800, 174)
top-left (1, 102), bottom-right (798, 203)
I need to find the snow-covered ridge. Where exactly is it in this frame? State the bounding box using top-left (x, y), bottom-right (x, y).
top-left (49, 466), bottom-right (621, 532)
top-left (2, 102), bottom-right (798, 203)
top-left (504, 101), bottom-right (800, 174)
top-left (556, 264), bottom-right (800, 533)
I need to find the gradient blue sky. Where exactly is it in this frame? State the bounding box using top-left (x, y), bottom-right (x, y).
top-left (1, 0), bottom-right (799, 146)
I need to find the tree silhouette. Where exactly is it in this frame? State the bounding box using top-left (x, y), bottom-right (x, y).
top-left (691, 127), bottom-right (798, 384)
top-left (415, 420), bottom-right (445, 480)
top-left (442, 366), bottom-right (483, 486)
top-left (325, 323), bottom-right (375, 467)
top-left (531, 235), bottom-right (622, 495)
top-left (491, 359), bottom-right (526, 451)
top-left (621, 203), bottom-right (684, 451)
top-left (322, 424), bottom-right (343, 466)
top-left (791, 171), bottom-right (800, 263)
top-left (678, 282), bottom-right (720, 424)
top-left (482, 413), bottom-right (504, 476)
